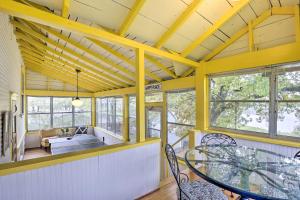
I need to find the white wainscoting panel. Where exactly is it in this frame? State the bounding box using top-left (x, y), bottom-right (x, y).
top-left (0, 142), bottom-right (161, 200)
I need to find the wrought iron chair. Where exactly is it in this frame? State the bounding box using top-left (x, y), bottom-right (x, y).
top-left (165, 144), bottom-right (228, 200)
top-left (294, 151), bottom-right (300, 160)
top-left (200, 133), bottom-right (236, 198)
top-left (200, 133), bottom-right (237, 146)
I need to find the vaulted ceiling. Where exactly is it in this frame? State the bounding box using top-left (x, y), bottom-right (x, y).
top-left (10, 0), bottom-right (300, 92)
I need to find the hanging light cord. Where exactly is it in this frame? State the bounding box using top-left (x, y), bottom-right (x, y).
top-left (75, 69), bottom-right (81, 98)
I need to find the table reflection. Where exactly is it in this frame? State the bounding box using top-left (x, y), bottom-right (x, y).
top-left (185, 145), bottom-right (300, 200)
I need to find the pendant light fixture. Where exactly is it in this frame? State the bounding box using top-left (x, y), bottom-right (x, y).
top-left (72, 69), bottom-right (83, 107)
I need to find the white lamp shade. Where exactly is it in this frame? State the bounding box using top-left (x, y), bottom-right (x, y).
top-left (72, 98), bottom-right (83, 107)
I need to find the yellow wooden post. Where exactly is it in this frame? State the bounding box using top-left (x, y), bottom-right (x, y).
top-left (248, 21), bottom-right (254, 52)
top-left (91, 97), bottom-right (96, 127)
top-left (195, 64), bottom-right (208, 131)
top-left (136, 48), bottom-right (145, 142)
top-left (123, 94), bottom-right (129, 142)
top-left (161, 91), bottom-right (168, 179)
top-left (188, 129), bottom-right (196, 148)
top-left (295, 5), bottom-right (300, 43)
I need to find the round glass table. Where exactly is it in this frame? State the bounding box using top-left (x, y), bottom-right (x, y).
top-left (185, 145), bottom-right (300, 200)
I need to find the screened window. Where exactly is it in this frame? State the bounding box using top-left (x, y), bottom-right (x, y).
top-left (27, 97), bottom-right (51, 131)
top-left (209, 63), bottom-right (300, 138)
top-left (209, 71), bottom-right (269, 134)
top-left (27, 96), bottom-right (92, 131)
top-left (167, 90), bottom-right (195, 152)
top-left (145, 92), bottom-right (163, 102)
top-left (53, 97), bottom-right (73, 128)
top-left (129, 96), bottom-right (136, 142)
top-left (277, 66), bottom-right (300, 137)
top-left (96, 96), bottom-right (123, 136)
top-left (74, 98), bottom-right (91, 126)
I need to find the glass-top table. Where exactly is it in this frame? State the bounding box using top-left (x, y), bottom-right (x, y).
top-left (185, 145), bottom-right (300, 200)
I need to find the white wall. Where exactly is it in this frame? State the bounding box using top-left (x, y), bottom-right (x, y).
top-left (94, 127), bottom-right (124, 145)
top-left (195, 132), bottom-right (299, 157)
top-left (0, 142), bottom-right (161, 200)
top-left (0, 13), bottom-right (25, 163)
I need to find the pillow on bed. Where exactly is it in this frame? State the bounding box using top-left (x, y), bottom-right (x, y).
top-left (74, 126), bottom-right (88, 134)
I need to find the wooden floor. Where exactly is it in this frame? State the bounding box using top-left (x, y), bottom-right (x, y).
top-left (23, 148), bottom-right (51, 160)
top-left (139, 170), bottom-right (239, 200)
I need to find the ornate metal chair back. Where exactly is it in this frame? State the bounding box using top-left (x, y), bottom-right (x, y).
top-left (294, 151), bottom-right (300, 160)
top-left (201, 133), bottom-right (237, 146)
top-left (165, 144), bottom-right (190, 199)
top-left (165, 144), bottom-right (180, 184)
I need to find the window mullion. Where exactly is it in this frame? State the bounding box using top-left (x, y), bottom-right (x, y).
top-left (50, 97), bottom-right (53, 128)
top-left (269, 69), bottom-right (277, 137)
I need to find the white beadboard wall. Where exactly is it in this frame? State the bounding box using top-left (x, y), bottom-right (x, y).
top-left (195, 132), bottom-right (299, 157)
top-left (0, 13), bottom-right (25, 163)
top-left (0, 142), bottom-right (161, 200)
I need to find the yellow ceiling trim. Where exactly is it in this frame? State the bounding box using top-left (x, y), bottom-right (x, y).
top-left (155, 0), bottom-right (203, 48)
top-left (118, 0), bottom-right (146, 36)
top-left (17, 36), bottom-right (125, 88)
top-left (0, 1), bottom-right (200, 68)
top-left (13, 21), bottom-right (134, 86)
top-left (61, 0), bottom-right (71, 18)
top-left (181, 0), bottom-right (251, 57)
top-left (25, 90), bottom-right (94, 97)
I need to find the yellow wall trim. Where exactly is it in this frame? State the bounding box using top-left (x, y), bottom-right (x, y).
top-left (204, 42), bottom-right (300, 74)
top-left (0, 138), bottom-right (160, 177)
top-left (26, 90), bottom-right (94, 97)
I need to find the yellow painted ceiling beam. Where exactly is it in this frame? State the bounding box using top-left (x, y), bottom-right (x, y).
top-left (61, 0), bottom-right (71, 18)
top-left (17, 36), bottom-right (124, 88)
top-left (271, 6), bottom-right (295, 15)
top-left (32, 22), bottom-right (137, 82)
top-left (21, 47), bottom-right (111, 90)
top-left (0, 1), bottom-right (200, 68)
top-left (13, 21), bottom-right (134, 86)
top-left (203, 42), bottom-right (300, 74)
top-left (155, 0), bottom-right (203, 48)
top-left (24, 58), bottom-right (100, 92)
top-left (88, 38), bottom-right (164, 82)
top-left (118, 0), bottom-right (146, 36)
top-left (144, 55), bottom-right (177, 78)
top-left (22, 53), bottom-right (101, 91)
top-left (181, 0), bottom-right (251, 57)
top-left (24, 60), bottom-right (97, 91)
top-left (21, 46), bottom-right (116, 90)
top-left (203, 9), bottom-right (272, 62)
top-left (295, 5), bottom-right (300, 43)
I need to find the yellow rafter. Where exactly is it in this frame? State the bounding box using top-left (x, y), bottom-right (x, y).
top-left (248, 21), bottom-right (254, 52)
top-left (61, 0), bottom-right (71, 18)
top-left (13, 21), bottom-right (134, 86)
top-left (87, 38), bottom-right (165, 81)
top-left (181, 0), bottom-right (251, 57)
top-left (17, 36), bottom-right (123, 88)
top-left (20, 47), bottom-right (111, 90)
top-left (24, 60), bottom-right (98, 91)
top-left (0, 1), bottom-right (200, 68)
top-left (22, 53), bottom-right (101, 90)
top-left (118, 0), bottom-right (146, 36)
top-left (155, 0), bottom-right (203, 48)
top-left (30, 22), bottom-right (137, 82)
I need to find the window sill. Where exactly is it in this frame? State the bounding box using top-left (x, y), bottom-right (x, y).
top-left (94, 127), bottom-right (124, 141)
top-left (205, 128), bottom-right (300, 148)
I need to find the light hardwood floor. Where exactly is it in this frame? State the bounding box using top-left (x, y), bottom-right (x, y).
top-left (139, 170), bottom-right (239, 200)
top-left (24, 148), bottom-right (50, 160)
